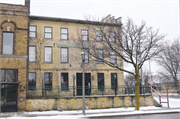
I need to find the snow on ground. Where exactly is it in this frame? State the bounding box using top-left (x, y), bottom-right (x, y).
top-left (1, 115), bottom-right (82, 119)
top-left (1, 95), bottom-right (180, 119)
top-left (154, 96), bottom-right (180, 108)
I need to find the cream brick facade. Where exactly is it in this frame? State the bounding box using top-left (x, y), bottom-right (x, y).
top-left (28, 16), bottom-right (124, 96)
top-left (0, 1), bottom-right (30, 112)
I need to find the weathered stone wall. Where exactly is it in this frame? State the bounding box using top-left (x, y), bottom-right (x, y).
top-left (26, 95), bottom-right (154, 111)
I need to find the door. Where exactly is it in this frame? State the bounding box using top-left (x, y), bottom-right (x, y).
top-left (1, 84), bottom-right (18, 112)
top-left (76, 73), bottom-right (91, 96)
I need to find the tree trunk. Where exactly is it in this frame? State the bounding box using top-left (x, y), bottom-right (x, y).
top-left (135, 73), bottom-right (140, 110)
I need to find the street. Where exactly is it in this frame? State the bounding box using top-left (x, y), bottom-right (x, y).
top-left (88, 113), bottom-right (180, 119)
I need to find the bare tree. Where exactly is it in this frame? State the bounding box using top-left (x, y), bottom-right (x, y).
top-left (75, 17), bottom-right (165, 110)
top-left (125, 73), bottom-right (135, 86)
top-left (156, 38), bottom-right (180, 89)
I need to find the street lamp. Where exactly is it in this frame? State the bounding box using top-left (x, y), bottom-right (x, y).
top-left (81, 51), bottom-right (86, 115)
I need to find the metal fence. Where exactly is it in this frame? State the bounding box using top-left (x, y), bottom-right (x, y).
top-left (27, 85), bottom-right (151, 99)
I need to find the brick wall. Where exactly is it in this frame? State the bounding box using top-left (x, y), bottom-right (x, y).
top-left (0, 2), bottom-right (29, 111)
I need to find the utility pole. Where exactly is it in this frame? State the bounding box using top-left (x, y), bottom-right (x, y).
top-left (81, 52), bottom-right (86, 115)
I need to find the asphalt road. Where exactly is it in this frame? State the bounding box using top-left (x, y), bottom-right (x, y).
top-left (88, 113), bottom-right (180, 119)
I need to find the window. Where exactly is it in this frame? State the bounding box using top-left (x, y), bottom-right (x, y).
top-left (110, 50), bottom-right (116, 64)
top-left (109, 32), bottom-right (115, 42)
top-left (44, 27), bottom-right (52, 39)
top-left (97, 49), bottom-right (103, 63)
top-left (81, 30), bottom-right (88, 41)
top-left (98, 73), bottom-right (104, 90)
top-left (61, 47), bottom-right (68, 63)
top-left (61, 28), bottom-right (68, 40)
top-left (29, 26), bottom-right (36, 38)
top-left (29, 46), bottom-right (36, 62)
top-left (28, 73), bottom-right (36, 90)
top-left (111, 73), bottom-right (117, 89)
top-left (44, 73), bottom-right (52, 90)
top-left (44, 46), bottom-right (52, 62)
top-left (82, 49), bottom-right (89, 63)
top-left (61, 73), bottom-right (68, 90)
top-left (0, 69), bottom-right (18, 82)
top-left (2, 32), bottom-right (14, 54)
top-left (96, 31), bottom-right (102, 41)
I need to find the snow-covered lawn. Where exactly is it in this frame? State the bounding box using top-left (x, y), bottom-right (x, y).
top-left (154, 96), bottom-right (180, 108)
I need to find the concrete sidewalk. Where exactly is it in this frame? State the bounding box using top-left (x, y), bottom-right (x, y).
top-left (83, 108), bottom-right (180, 118)
top-left (1, 107), bottom-right (180, 118)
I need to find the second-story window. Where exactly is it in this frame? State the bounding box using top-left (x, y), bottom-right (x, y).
top-left (96, 31), bottom-right (102, 41)
top-left (44, 46), bottom-right (52, 62)
top-left (61, 28), bottom-right (68, 40)
top-left (110, 50), bottom-right (116, 64)
top-left (44, 27), bottom-right (52, 39)
top-left (82, 48), bottom-right (89, 63)
top-left (29, 26), bottom-right (36, 38)
top-left (97, 49), bottom-right (103, 63)
top-left (29, 46), bottom-right (36, 62)
top-left (109, 32), bottom-right (115, 42)
top-left (61, 47), bottom-right (68, 63)
top-left (81, 30), bottom-right (88, 41)
top-left (2, 32), bottom-right (14, 55)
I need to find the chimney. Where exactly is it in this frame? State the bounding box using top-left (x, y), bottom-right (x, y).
top-left (25, 0), bottom-right (30, 12)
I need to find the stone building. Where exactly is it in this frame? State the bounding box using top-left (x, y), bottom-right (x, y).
top-left (0, 0), bottom-right (30, 112)
top-left (27, 15), bottom-right (124, 98)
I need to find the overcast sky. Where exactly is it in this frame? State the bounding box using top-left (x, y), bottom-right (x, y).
top-left (0, 0), bottom-right (179, 75)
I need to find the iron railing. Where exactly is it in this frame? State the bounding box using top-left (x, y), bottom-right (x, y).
top-left (27, 85), bottom-right (151, 99)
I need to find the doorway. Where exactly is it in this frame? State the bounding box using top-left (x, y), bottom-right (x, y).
top-left (76, 73), bottom-right (91, 96)
top-left (1, 84), bottom-right (18, 112)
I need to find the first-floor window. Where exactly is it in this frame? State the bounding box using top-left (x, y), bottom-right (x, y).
top-left (45, 46), bottom-right (52, 62)
top-left (111, 73), bottom-right (117, 89)
top-left (98, 73), bottom-right (104, 90)
top-left (28, 73), bottom-right (36, 90)
top-left (0, 69), bottom-right (18, 82)
top-left (44, 73), bottom-right (52, 90)
top-left (61, 73), bottom-right (68, 90)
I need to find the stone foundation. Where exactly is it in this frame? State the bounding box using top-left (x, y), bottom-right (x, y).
top-left (26, 95), bottom-right (154, 111)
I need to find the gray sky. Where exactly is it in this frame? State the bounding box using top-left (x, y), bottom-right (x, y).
top-left (0, 0), bottom-right (179, 74)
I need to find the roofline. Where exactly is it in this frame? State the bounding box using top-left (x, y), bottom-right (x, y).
top-left (0, 2), bottom-right (26, 7)
top-left (29, 15), bottom-right (122, 26)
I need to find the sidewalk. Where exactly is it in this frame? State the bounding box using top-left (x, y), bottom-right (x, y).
top-left (1, 107), bottom-right (180, 119)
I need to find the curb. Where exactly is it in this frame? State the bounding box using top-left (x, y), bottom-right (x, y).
top-left (83, 109), bottom-right (180, 118)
